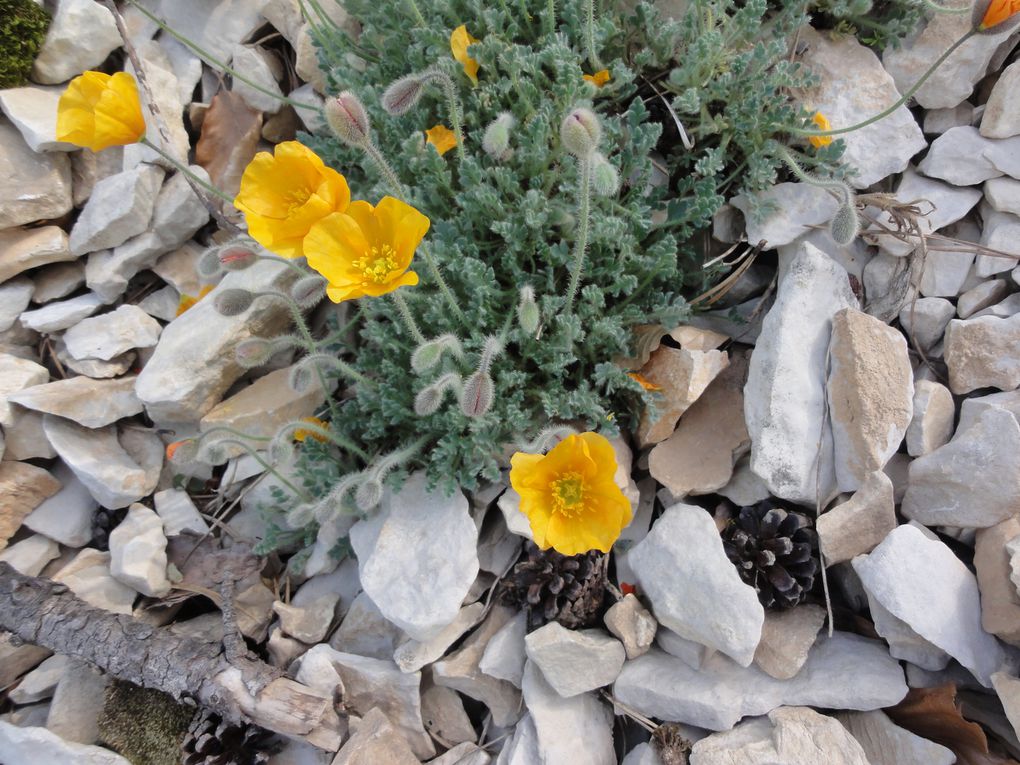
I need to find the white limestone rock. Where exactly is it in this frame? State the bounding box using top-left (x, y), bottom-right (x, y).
top-left (906, 380), bottom-right (955, 457)
top-left (863, 251), bottom-right (917, 322)
top-left (944, 314), bottom-right (1020, 393)
top-left (9, 654), bottom-right (69, 704)
top-left (478, 611), bottom-right (527, 688)
top-left (924, 102), bottom-right (974, 134)
top-left (744, 242), bottom-right (858, 503)
top-left (32, 261), bottom-right (85, 303)
top-left (152, 488), bottom-right (208, 536)
top-left (818, 470), bottom-right (896, 566)
top-left (613, 631), bottom-right (907, 730)
top-left (69, 165), bottom-right (164, 256)
top-left (959, 278), bottom-right (1009, 318)
top-left (718, 455), bottom-right (772, 507)
top-left (524, 623), bottom-right (626, 697)
top-left (231, 44), bottom-right (285, 113)
top-left (273, 593), bottom-right (339, 644)
top-left (0, 122), bottom-right (72, 228)
top-left (986, 176), bottom-right (1020, 216)
top-left (30, 0), bottom-right (121, 84)
top-left (973, 293), bottom-right (1020, 319)
top-left (147, 0), bottom-right (270, 63)
top-left (0, 278), bottom-right (34, 332)
top-left (431, 742), bottom-right (490, 765)
top-left (898, 296), bottom-right (955, 352)
top-left (982, 59), bottom-right (1020, 139)
top-left (108, 504), bottom-right (170, 597)
top-left (0, 720), bottom-right (129, 765)
top-left (122, 45), bottom-right (188, 169)
top-left (64, 305), bottom-right (162, 362)
top-left (20, 293), bottom-right (104, 334)
top-left (53, 548), bottom-right (136, 614)
top-left (23, 461), bottom-right (97, 547)
top-left (867, 588), bottom-right (950, 670)
top-left (977, 208), bottom-right (1020, 277)
top-left (604, 594), bottom-right (658, 660)
top-left (496, 714), bottom-right (540, 765)
top-left (974, 517), bottom-right (1020, 646)
top-left (394, 602), bottom-right (485, 674)
top-left (329, 591), bottom-right (406, 660)
top-left (918, 127), bottom-right (1020, 185)
top-left (752, 604), bottom-right (826, 680)
top-left (0, 353), bottom-right (48, 426)
top-left (918, 228), bottom-right (979, 298)
top-left (656, 626), bottom-right (714, 669)
top-left (837, 709), bottom-right (956, 765)
top-left (9, 375), bottom-right (143, 428)
top-left (992, 671), bottom-right (1020, 743)
top-left (330, 707), bottom-right (420, 765)
top-left (0, 86), bottom-right (76, 152)
top-left (350, 472), bottom-right (478, 641)
top-left (730, 183), bottom-right (839, 248)
top-left (0, 226), bottom-right (72, 284)
top-left (46, 658), bottom-right (107, 745)
top-left (0, 534), bottom-right (59, 576)
top-left (852, 524), bottom-right (1004, 686)
top-left (627, 503), bottom-right (764, 666)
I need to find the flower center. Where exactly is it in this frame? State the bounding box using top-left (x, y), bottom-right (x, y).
top-left (551, 472), bottom-right (585, 517)
top-left (283, 188), bottom-right (311, 216)
top-left (353, 245), bottom-right (398, 283)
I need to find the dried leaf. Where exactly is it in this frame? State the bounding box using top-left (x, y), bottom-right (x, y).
top-left (195, 90), bottom-right (263, 200)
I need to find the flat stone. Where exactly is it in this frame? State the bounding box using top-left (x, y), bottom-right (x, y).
top-left (30, 0), bottom-right (121, 84)
top-left (975, 517), bottom-right (1020, 647)
top-left (108, 504), bottom-right (170, 597)
top-left (919, 126), bottom-right (1020, 185)
top-left (613, 631), bottom-right (906, 730)
top-left (863, 250), bottom-right (918, 322)
top-left (866, 588), bottom-right (948, 671)
top-left (1008, 535), bottom-right (1020, 597)
top-left (918, 226), bottom-right (978, 298)
top-left (0, 226), bottom-right (72, 284)
top-left (635, 346), bottom-right (729, 445)
top-left (982, 59), bottom-right (1020, 139)
top-left (973, 293), bottom-right (1020, 319)
top-left (231, 44), bottom-right (285, 113)
top-left (0, 86), bottom-right (76, 152)
top-left (0, 633), bottom-right (50, 690)
top-left (906, 380), bottom-right (955, 457)
top-left (20, 293), bottom-right (104, 334)
top-left (852, 524), bottom-right (1003, 686)
top-left (992, 671), bottom-right (1020, 743)
top-left (0, 122), bottom-right (72, 229)
top-left (330, 707), bottom-right (420, 765)
top-left (0, 461), bottom-right (61, 549)
top-left (0, 353), bottom-right (47, 425)
top-left (53, 548), bottom-right (136, 614)
top-left (0, 720), bottom-right (129, 765)
top-left (798, 28), bottom-right (925, 188)
top-left (621, 743), bottom-right (662, 765)
top-left (753, 604), bottom-right (826, 680)
top-left (523, 623), bottom-right (626, 698)
top-left (924, 102), bottom-right (974, 134)
top-left (420, 684), bottom-right (477, 747)
top-left (718, 455), bottom-right (777, 507)
top-left (43, 416), bottom-right (158, 509)
top-left (628, 503), bottom-right (764, 666)
top-left (959, 278), bottom-right (1009, 318)
top-left (9, 654), bottom-right (69, 705)
top-left (0, 534), bottom-right (59, 576)
top-left (604, 594), bottom-right (657, 660)
top-left (977, 208), bottom-right (1020, 277)
top-left (330, 590), bottom-right (407, 660)
top-left (137, 285), bottom-right (180, 322)
top-left (478, 611), bottom-right (527, 688)
top-left (0, 278), bottom-right (33, 332)
top-left (430, 742), bottom-right (489, 765)
top-left (147, 0), bottom-right (269, 63)
top-left (32, 261), bottom-right (85, 303)
top-left (64, 305), bottom-right (162, 361)
top-left (234, 578), bottom-right (276, 642)
top-left (152, 488), bottom-right (208, 536)
top-left (9, 375), bottom-right (142, 428)
top-left (394, 602), bottom-right (485, 674)
top-left (745, 242), bottom-right (858, 503)
top-left (521, 661), bottom-right (615, 765)
top-left (944, 314), bottom-right (1020, 393)
top-left (897, 297), bottom-right (955, 352)
top-left (817, 470), bottom-right (896, 566)
top-left (986, 176), bottom-right (1020, 216)
top-left (69, 165), bottom-right (164, 256)
top-left (731, 182), bottom-right (840, 248)
top-left (648, 353), bottom-right (749, 497)
top-left (272, 593), bottom-right (338, 644)
top-left (827, 308), bottom-right (913, 493)
top-left (690, 706), bottom-right (870, 765)
top-left (655, 625), bottom-right (714, 669)
top-left (46, 659), bottom-right (107, 745)
top-left (836, 709), bottom-right (956, 765)
top-left (350, 473), bottom-right (478, 641)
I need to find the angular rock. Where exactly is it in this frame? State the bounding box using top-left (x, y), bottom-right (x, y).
top-left (0, 534), bottom-right (59, 576)
top-left (0, 720), bottom-right (129, 765)
top-left (655, 625), bottom-right (714, 669)
top-left (817, 470), bottom-right (896, 566)
top-left (420, 684), bottom-right (477, 746)
top-left (122, 45), bottom-right (189, 169)
top-left (478, 611), bottom-right (527, 688)
top-left (918, 233), bottom-right (978, 299)
top-left (9, 375), bottom-right (143, 428)
top-left (753, 603), bottom-right (826, 680)
top-left (30, 0), bottom-right (121, 84)
top-left (69, 165), bottom-right (164, 256)
top-left (46, 659), bottom-right (107, 745)
top-left (431, 742), bottom-right (489, 765)
top-left (973, 293), bottom-right (1020, 319)
top-left (944, 314), bottom-right (1020, 393)
top-left (827, 308), bottom-right (913, 492)
top-left (0, 461), bottom-right (61, 549)
top-left (975, 517), bottom-right (1020, 646)
top-left (604, 594), bottom-right (657, 660)
top-left (977, 208), bottom-right (1020, 277)
top-left (524, 623), bottom-right (626, 698)
top-left (0, 86), bottom-right (76, 152)
top-left (20, 293), bottom-right (104, 334)
top-left (959, 278), bottom-right (1009, 317)
top-left (897, 298), bottom-right (953, 353)
top-left (836, 709), bottom-right (956, 765)
top-left (918, 126), bottom-right (1019, 185)
top-left (745, 243), bottom-right (858, 503)
top-left (0, 122), bottom-right (72, 229)
top-left (986, 176), bottom-right (1020, 216)
top-left (690, 706), bottom-right (870, 765)
top-left (151, 168), bottom-right (211, 249)
top-left (635, 345), bottom-right (729, 445)
top-left (32, 261), bottom-right (85, 303)
top-left (273, 593), bottom-right (338, 644)
top-left (863, 250), bottom-right (918, 322)
top-left (0, 278), bottom-right (33, 332)
top-left (350, 473), bottom-right (478, 641)
top-left (231, 44), bottom-right (285, 113)
top-left (148, 0), bottom-right (269, 63)
top-left (64, 305), bottom-right (162, 361)
top-left (0, 353), bottom-right (48, 426)
top-left (53, 549), bottom-right (136, 614)
top-left (0, 226), bottom-right (72, 284)
top-left (798, 28), bottom-right (925, 187)
top-left (628, 503), bottom-right (764, 666)
top-left (731, 182), bottom-right (840, 248)
top-left (614, 631), bottom-right (906, 730)
top-left (152, 488), bottom-right (208, 536)
top-left (23, 461), bottom-right (96, 547)
top-left (329, 708), bottom-right (420, 765)
top-left (982, 59), bottom-right (1020, 139)
top-left (266, 626), bottom-right (306, 669)
top-left (992, 671), bottom-right (1020, 743)
top-left (9, 654), bottom-right (69, 704)
top-left (330, 590), bottom-right (406, 660)
top-left (852, 524), bottom-right (1003, 686)
top-left (924, 102), bottom-right (974, 134)
top-left (395, 602), bottom-right (485, 674)
top-left (108, 504), bottom-right (170, 597)
top-left (868, 590), bottom-right (953, 668)
top-left (906, 380), bottom-right (954, 457)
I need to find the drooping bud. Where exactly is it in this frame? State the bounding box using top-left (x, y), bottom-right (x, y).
top-left (482, 113), bottom-right (515, 160)
top-left (460, 370), bottom-right (494, 417)
top-left (829, 202), bottom-right (861, 246)
top-left (413, 372), bottom-right (462, 416)
top-left (288, 360), bottom-right (315, 393)
top-left (218, 244), bottom-right (258, 271)
top-left (235, 338), bottom-right (274, 368)
top-left (325, 91), bottom-right (371, 148)
top-left (410, 334), bottom-right (464, 373)
top-left (382, 73), bottom-right (426, 116)
top-left (291, 275), bottom-right (328, 308)
top-left (517, 286), bottom-right (540, 335)
top-left (590, 152), bottom-right (620, 196)
top-left (560, 107), bottom-right (601, 158)
top-left (197, 247), bottom-right (224, 278)
top-left (356, 478), bottom-right (384, 511)
top-left (286, 503), bottom-right (315, 529)
top-left (214, 288), bottom-right (255, 316)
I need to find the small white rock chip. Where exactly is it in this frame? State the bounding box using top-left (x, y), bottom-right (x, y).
top-left (153, 488), bottom-right (209, 536)
top-left (852, 524), bottom-right (1004, 686)
top-left (430, 742), bottom-right (490, 765)
top-left (8, 375), bottom-right (143, 429)
top-left (9, 654), bottom-right (70, 705)
top-left (0, 226), bottom-right (72, 284)
top-left (817, 470), bottom-right (897, 566)
top-left (656, 626), bottom-right (714, 669)
top-left (53, 548), bottom-right (136, 615)
top-left (330, 590), bottom-right (406, 660)
top-left (753, 603), bottom-right (826, 680)
top-left (982, 60), bottom-right (1020, 139)
top-left (478, 610), bottom-right (527, 688)
top-left (30, 0), bottom-right (121, 84)
top-left (0, 123), bottom-right (72, 229)
top-left (272, 593), bottom-right (339, 644)
top-left (0, 534), bottom-right (59, 577)
top-left (0, 86), bottom-right (76, 152)
top-left (604, 594), bottom-right (658, 660)
top-left (63, 305), bottom-right (162, 362)
top-left (524, 623), bottom-right (626, 698)
top-left (958, 278), bottom-right (1009, 317)
top-left (905, 380), bottom-right (955, 457)
top-left (837, 709), bottom-right (955, 765)
top-left (108, 504), bottom-right (171, 598)
top-left (628, 503), bottom-right (764, 667)
top-left (420, 685), bottom-right (477, 747)
top-left (19, 293), bottom-right (104, 334)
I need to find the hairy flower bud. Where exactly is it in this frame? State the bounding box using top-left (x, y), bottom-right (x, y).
top-left (291, 275), bottom-right (328, 308)
top-left (411, 334), bottom-right (463, 373)
top-left (356, 478), bottom-right (384, 511)
top-left (414, 385), bottom-right (443, 416)
top-left (288, 360), bottom-right (315, 393)
top-left (325, 91), bottom-right (371, 148)
top-left (482, 113), bottom-right (515, 160)
top-left (197, 248), bottom-right (224, 278)
top-left (829, 203), bottom-right (861, 246)
top-left (591, 152), bottom-right (620, 197)
top-left (560, 107), bottom-right (601, 158)
top-left (460, 370), bottom-right (494, 417)
top-left (382, 74), bottom-right (426, 116)
top-left (214, 288), bottom-right (254, 316)
top-left (235, 338), bottom-right (274, 368)
top-left (218, 244), bottom-right (258, 271)
top-left (517, 286), bottom-right (540, 335)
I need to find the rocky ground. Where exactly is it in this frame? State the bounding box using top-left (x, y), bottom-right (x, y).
top-left (0, 1), bottom-right (1019, 764)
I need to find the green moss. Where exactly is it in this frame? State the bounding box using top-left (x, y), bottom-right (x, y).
top-left (0, 0), bottom-right (50, 88)
top-left (97, 681), bottom-right (194, 765)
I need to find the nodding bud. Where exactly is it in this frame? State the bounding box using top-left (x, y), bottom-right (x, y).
top-left (482, 113), bottom-right (515, 160)
top-left (829, 203), bottom-right (861, 246)
top-left (285, 503), bottom-right (315, 529)
top-left (560, 107), bottom-right (601, 157)
top-left (517, 286), bottom-right (540, 335)
top-left (479, 335), bottom-right (503, 369)
top-left (591, 152), bottom-right (620, 197)
top-left (460, 370), bottom-right (494, 417)
top-left (291, 275), bottom-right (328, 307)
top-left (235, 338), bottom-right (274, 368)
top-left (218, 244), bottom-right (258, 271)
top-left (289, 361), bottom-right (314, 393)
top-left (325, 91), bottom-right (371, 147)
top-left (214, 288), bottom-right (254, 316)
top-left (197, 248), bottom-right (224, 278)
top-left (356, 479), bottom-right (384, 511)
top-left (382, 74), bottom-right (426, 116)
top-left (411, 334), bottom-right (463, 373)
top-left (414, 385), bottom-right (443, 416)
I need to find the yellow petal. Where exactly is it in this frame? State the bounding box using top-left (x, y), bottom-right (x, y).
top-left (583, 69), bottom-right (611, 87)
top-left (56, 71), bottom-right (145, 152)
top-left (378, 196), bottom-right (430, 267)
top-left (425, 124), bottom-right (458, 156)
top-left (808, 111), bottom-right (833, 148)
top-left (450, 25), bottom-right (480, 85)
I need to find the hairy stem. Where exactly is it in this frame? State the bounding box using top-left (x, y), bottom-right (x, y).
top-left (391, 291), bottom-right (427, 343)
top-left (141, 139), bottom-right (234, 204)
top-left (565, 156), bottom-right (593, 316)
top-left (584, 0), bottom-right (602, 71)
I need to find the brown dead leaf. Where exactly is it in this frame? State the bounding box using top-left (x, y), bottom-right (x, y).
top-left (886, 684), bottom-right (1020, 765)
top-left (195, 90), bottom-right (263, 201)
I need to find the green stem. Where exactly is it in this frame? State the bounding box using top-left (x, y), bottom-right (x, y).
top-left (254, 251), bottom-right (314, 279)
top-left (787, 30), bottom-right (975, 138)
top-left (391, 291), bottom-right (427, 343)
top-left (775, 145), bottom-right (851, 203)
top-left (564, 156), bottom-right (593, 316)
top-left (544, 0), bottom-right (557, 35)
top-left (214, 439), bottom-right (314, 502)
top-left (584, 0), bottom-right (602, 71)
top-left (141, 138), bottom-right (234, 204)
top-left (406, 0), bottom-right (427, 26)
top-left (416, 244), bottom-right (465, 321)
top-left (427, 69), bottom-right (467, 165)
top-left (364, 141), bottom-right (407, 197)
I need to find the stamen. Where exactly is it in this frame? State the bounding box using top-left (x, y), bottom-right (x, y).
top-left (353, 244), bottom-right (399, 283)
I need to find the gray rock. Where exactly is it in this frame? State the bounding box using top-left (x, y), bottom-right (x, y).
top-left (420, 684), bottom-right (477, 747)
top-left (656, 625), bottom-right (714, 669)
top-left (621, 743), bottom-right (664, 765)
top-left (30, 0), bottom-right (121, 84)
top-left (32, 261), bottom-right (85, 303)
top-left (604, 594), bottom-right (658, 660)
top-left (817, 471), bottom-right (896, 567)
top-left (0, 86), bottom-right (76, 152)
top-left (628, 504), bottom-right (763, 666)
top-left (109, 504), bottom-right (170, 597)
top-left (350, 472), bottom-right (478, 641)
top-left (496, 713), bottom-right (540, 765)
top-left (0, 121), bottom-right (72, 229)
top-left (524, 623), bottom-right (626, 697)
top-left (924, 102), bottom-right (975, 134)
top-left (986, 176), bottom-right (1020, 216)
top-left (20, 293), bottom-right (104, 334)
top-left (919, 127), bottom-right (1020, 185)
top-left (745, 243), bottom-right (858, 503)
top-left (852, 524), bottom-right (1004, 686)
top-left (944, 314), bottom-right (1020, 392)
top-left (613, 632), bottom-right (907, 730)
top-left (0, 278), bottom-right (34, 332)
top-left (330, 591), bottom-right (407, 661)
top-left (64, 305), bottom-right (162, 361)
top-left (863, 250), bottom-right (917, 322)
top-left (430, 742), bottom-right (490, 765)
top-left (898, 297), bottom-right (955, 351)
top-left (146, 0), bottom-right (270, 63)
top-left (918, 228), bottom-right (979, 298)
top-left (730, 183), bottom-right (840, 248)
top-left (69, 166), bottom-right (164, 256)
top-left (121, 47), bottom-right (189, 170)
top-left (273, 593), bottom-right (339, 644)
top-left (8, 654), bottom-right (68, 705)
top-left (973, 293), bottom-right (1020, 319)
top-left (0, 226), bottom-right (72, 284)
top-left (959, 278), bottom-right (1010, 319)
top-left (906, 380), bottom-right (955, 457)
top-left (752, 604), bottom-right (826, 680)
top-left (45, 659), bottom-right (107, 745)
top-left (837, 709), bottom-right (955, 765)
top-left (0, 534), bottom-right (59, 576)
top-left (0, 355), bottom-right (49, 418)
top-left (975, 517), bottom-right (1020, 646)
top-left (152, 488), bottom-right (208, 536)
top-left (138, 285), bottom-right (181, 322)
top-left (330, 707), bottom-right (420, 765)
top-left (394, 602), bottom-right (485, 674)
top-left (977, 208), bottom-right (1020, 277)
top-left (231, 44), bottom-right (285, 113)
top-left (24, 461), bottom-right (97, 547)
top-left (982, 59), bottom-right (1020, 139)
top-left (478, 611), bottom-right (527, 688)
top-left (0, 720), bottom-right (129, 765)
top-left (992, 671), bottom-right (1020, 743)
top-left (718, 455), bottom-right (772, 508)
top-left (9, 375), bottom-right (142, 428)
top-left (151, 169), bottom-right (211, 249)
top-left (53, 548), bottom-right (135, 614)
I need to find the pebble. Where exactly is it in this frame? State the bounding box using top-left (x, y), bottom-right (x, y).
top-left (152, 488), bottom-right (208, 536)
top-left (273, 593), bottom-right (339, 644)
top-left (0, 534), bottom-right (60, 576)
top-left (523, 623), bottom-right (626, 698)
top-left (0, 122), bottom-right (72, 228)
top-left (394, 602), bottom-right (485, 674)
top-left (0, 461), bottom-right (61, 549)
top-left (20, 293), bottom-right (104, 334)
top-left (9, 375), bottom-right (142, 429)
top-left (730, 183), bottom-right (840, 248)
top-left (330, 591), bottom-right (407, 661)
top-left (837, 709), bottom-right (956, 765)
top-left (919, 127), bottom-right (1020, 185)
top-left (478, 611), bottom-right (527, 688)
top-left (108, 504), bottom-right (171, 598)
top-left (974, 517), bottom-right (1020, 646)
top-left (32, 261), bottom-right (85, 303)
top-left (0, 278), bottom-right (35, 333)
top-left (752, 604), bottom-right (826, 680)
top-left (53, 548), bottom-right (136, 614)
top-left (420, 684), bottom-right (477, 746)
top-left (0, 86), bottom-right (76, 153)
top-left (944, 314), bottom-right (1020, 393)
top-left (603, 594), bottom-right (657, 660)
top-left (45, 659), bottom-right (107, 745)
top-left (818, 471), bottom-right (896, 567)
top-left (635, 345), bottom-right (730, 445)
top-left (330, 708), bottom-right (420, 765)
top-left (985, 176), bottom-right (1020, 216)
top-left (977, 208), bottom-right (1020, 277)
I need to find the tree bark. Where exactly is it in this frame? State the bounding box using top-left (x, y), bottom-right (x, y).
top-left (0, 562), bottom-right (343, 751)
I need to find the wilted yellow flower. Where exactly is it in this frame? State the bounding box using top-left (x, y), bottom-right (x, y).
top-left (234, 141), bottom-right (351, 259)
top-left (510, 432), bottom-right (633, 556)
top-left (628, 372), bottom-right (662, 391)
top-left (450, 25), bottom-right (480, 85)
top-left (304, 196), bottom-right (430, 303)
top-left (974, 0), bottom-right (1020, 30)
top-left (808, 112), bottom-right (833, 148)
top-left (425, 125), bottom-right (458, 156)
top-left (56, 71), bottom-right (146, 152)
top-left (294, 417), bottom-right (329, 442)
top-left (583, 69), bottom-right (612, 87)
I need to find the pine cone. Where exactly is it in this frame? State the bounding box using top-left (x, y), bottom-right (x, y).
top-left (90, 506), bottom-right (128, 551)
top-left (500, 542), bottom-right (606, 630)
top-left (181, 709), bottom-right (276, 765)
top-left (721, 500), bottom-right (818, 609)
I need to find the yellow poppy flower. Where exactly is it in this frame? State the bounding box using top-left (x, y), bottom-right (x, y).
top-left (303, 196), bottom-right (430, 303)
top-left (510, 432), bottom-right (633, 556)
top-left (450, 25), bottom-right (481, 85)
top-left (975, 0), bottom-right (1020, 30)
top-left (583, 69), bottom-right (612, 87)
top-left (294, 417), bottom-right (329, 442)
top-left (628, 372), bottom-right (662, 391)
top-left (56, 71), bottom-right (146, 152)
top-left (425, 125), bottom-right (458, 156)
top-left (808, 112), bottom-right (833, 148)
top-left (234, 141), bottom-right (351, 259)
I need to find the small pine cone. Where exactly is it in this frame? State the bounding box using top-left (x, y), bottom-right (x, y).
top-left (500, 542), bottom-right (606, 630)
top-left (90, 506), bottom-right (128, 551)
top-left (181, 709), bottom-right (276, 765)
top-left (721, 500), bottom-right (819, 609)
